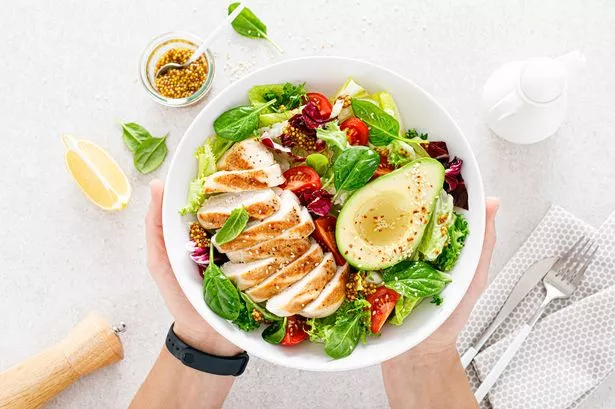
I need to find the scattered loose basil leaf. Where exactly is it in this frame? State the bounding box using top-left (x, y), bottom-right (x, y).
top-left (214, 99), bottom-right (277, 141)
top-left (121, 122), bottom-right (152, 152)
top-left (215, 207), bottom-right (249, 245)
top-left (262, 317), bottom-right (287, 344)
top-left (382, 260), bottom-right (451, 299)
top-left (202, 246), bottom-right (242, 321)
top-left (306, 153), bottom-right (329, 176)
top-left (351, 99), bottom-right (400, 146)
top-left (324, 300), bottom-right (371, 359)
top-left (229, 2), bottom-right (283, 53)
top-left (333, 146), bottom-right (380, 192)
top-left (133, 135), bottom-right (168, 174)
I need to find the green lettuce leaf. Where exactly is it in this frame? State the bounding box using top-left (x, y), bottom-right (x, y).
top-left (317, 122), bottom-right (349, 156)
top-left (433, 213), bottom-right (469, 272)
top-left (232, 296), bottom-right (260, 332)
top-left (388, 296), bottom-right (421, 326)
top-left (419, 191), bottom-right (454, 261)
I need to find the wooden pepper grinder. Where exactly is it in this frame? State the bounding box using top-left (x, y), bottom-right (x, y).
top-left (0, 312), bottom-right (125, 409)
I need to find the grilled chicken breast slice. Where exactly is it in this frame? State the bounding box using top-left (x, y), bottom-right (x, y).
top-left (225, 238), bottom-right (310, 264)
top-left (203, 164), bottom-right (284, 194)
top-left (300, 263), bottom-right (350, 318)
top-left (197, 189), bottom-right (280, 229)
top-left (266, 253), bottom-right (337, 316)
top-left (245, 242), bottom-right (324, 302)
top-left (216, 139), bottom-right (275, 171)
top-left (213, 190), bottom-right (300, 253)
top-left (220, 257), bottom-right (286, 291)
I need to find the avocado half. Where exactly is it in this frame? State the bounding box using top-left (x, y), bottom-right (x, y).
top-left (336, 158), bottom-right (445, 270)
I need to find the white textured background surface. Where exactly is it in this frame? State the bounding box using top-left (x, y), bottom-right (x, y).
top-left (1, 0), bottom-right (614, 408)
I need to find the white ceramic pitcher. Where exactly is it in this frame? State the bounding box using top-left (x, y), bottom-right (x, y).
top-left (482, 51), bottom-right (586, 144)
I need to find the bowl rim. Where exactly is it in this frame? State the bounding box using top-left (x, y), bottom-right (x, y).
top-left (162, 56), bottom-right (485, 371)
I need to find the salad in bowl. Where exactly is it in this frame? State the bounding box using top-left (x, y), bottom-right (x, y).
top-left (177, 77), bottom-right (470, 359)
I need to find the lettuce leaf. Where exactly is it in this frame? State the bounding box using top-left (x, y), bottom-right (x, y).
top-left (419, 191), bottom-right (454, 261)
top-left (232, 295), bottom-right (260, 332)
top-left (433, 213), bottom-right (469, 272)
top-left (388, 296), bottom-right (421, 326)
top-left (317, 122), bottom-right (349, 156)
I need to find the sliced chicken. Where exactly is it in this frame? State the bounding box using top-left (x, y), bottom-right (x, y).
top-left (266, 253), bottom-right (337, 316)
top-left (277, 207), bottom-right (315, 240)
top-left (213, 190), bottom-right (300, 253)
top-left (220, 257), bottom-right (286, 291)
top-left (246, 242), bottom-right (324, 302)
top-left (300, 264), bottom-right (350, 318)
top-left (203, 164), bottom-right (284, 194)
top-left (197, 189), bottom-right (280, 229)
top-left (225, 238), bottom-right (311, 264)
top-left (217, 139), bottom-right (275, 171)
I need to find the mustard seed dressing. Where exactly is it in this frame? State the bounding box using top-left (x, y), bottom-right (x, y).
top-left (154, 48), bottom-right (209, 99)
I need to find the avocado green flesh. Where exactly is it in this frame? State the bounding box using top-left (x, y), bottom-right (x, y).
top-left (336, 158), bottom-right (445, 270)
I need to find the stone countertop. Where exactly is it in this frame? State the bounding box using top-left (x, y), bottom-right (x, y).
top-left (1, 0), bottom-right (613, 408)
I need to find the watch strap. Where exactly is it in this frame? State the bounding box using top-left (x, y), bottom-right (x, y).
top-left (166, 323), bottom-right (249, 376)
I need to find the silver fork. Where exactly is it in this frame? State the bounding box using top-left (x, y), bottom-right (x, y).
top-left (474, 236), bottom-right (599, 402)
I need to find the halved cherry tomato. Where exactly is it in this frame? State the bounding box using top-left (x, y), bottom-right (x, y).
top-left (281, 166), bottom-right (321, 193)
top-left (280, 316), bottom-right (309, 346)
top-left (312, 216), bottom-right (346, 266)
top-left (366, 286), bottom-right (400, 334)
top-left (307, 92), bottom-right (333, 118)
top-left (340, 117), bottom-right (369, 146)
top-left (373, 150), bottom-right (394, 178)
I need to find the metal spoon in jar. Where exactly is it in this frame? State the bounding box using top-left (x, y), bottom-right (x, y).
top-left (155, 3), bottom-right (246, 78)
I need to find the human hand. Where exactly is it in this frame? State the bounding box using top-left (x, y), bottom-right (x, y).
top-left (146, 179), bottom-right (241, 356)
top-left (388, 197), bottom-right (500, 364)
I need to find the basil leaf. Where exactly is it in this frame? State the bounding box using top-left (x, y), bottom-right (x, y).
top-left (351, 99), bottom-right (400, 146)
top-left (215, 207), bottom-right (249, 245)
top-left (262, 317), bottom-right (287, 344)
top-left (306, 153), bottom-right (329, 176)
top-left (213, 99), bottom-right (276, 141)
top-left (133, 135), bottom-right (168, 174)
top-left (333, 146), bottom-right (379, 192)
top-left (121, 122), bottom-right (152, 152)
top-left (382, 261), bottom-right (451, 298)
top-left (203, 261), bottom-right (242, 321)
top-left (240, 292), bottom-right (281, 322)
top-left (324, 300), bottom-right (371, 359)
top-left (229, 2), bottom-right (283, 53)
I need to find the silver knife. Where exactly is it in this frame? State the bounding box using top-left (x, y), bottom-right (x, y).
top-left (460, 257), bottom-right (558, 368)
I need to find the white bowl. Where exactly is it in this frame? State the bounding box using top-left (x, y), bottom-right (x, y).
top-left (162, 57), bottom-right (485, 372)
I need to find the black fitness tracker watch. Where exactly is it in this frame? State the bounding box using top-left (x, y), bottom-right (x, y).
top-left (166, 323), bottom-right (249, 376)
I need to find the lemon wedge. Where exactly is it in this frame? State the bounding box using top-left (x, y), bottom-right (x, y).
top-left (62, 135), bottom-right (131, 210)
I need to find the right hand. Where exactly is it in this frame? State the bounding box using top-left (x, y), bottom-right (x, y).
top-left (146, 179), bottom-right (241, 356)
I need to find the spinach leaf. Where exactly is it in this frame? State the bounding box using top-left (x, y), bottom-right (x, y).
top-left (133, 135), bottom-right (168, 174)
top-left (202, 246), bottom-right (242, 321)
top-left (215, 207), bottom-right (249, 245)
top-left (228, 2), bottom-right (283, 53)
top-left (240, 292), bottom-right (281, 322)
top-left (214, 99), bottom-right (276, 141)
top-left (382, 261), bottom-right (451, 299)
top-left (306, 153), bottom-right (329, 176)
top-left (233, 295), bottom-right (260, 331)
top-left (333, 146), bottom-right (379, 192)
top-left (262, 318), bottom-right (287, 344)
top-left (351, 99), bottom-right (400, 146)
top-left (121, 122), bottom-right (151, 152)
top-left (324, 299), bottom-right (371, 359)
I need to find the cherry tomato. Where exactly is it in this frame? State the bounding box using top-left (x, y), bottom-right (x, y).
top-left (281, 166), bottom-right (321, 193)
top-left (307, 92), bottom-right (333, 118)
top-left (373, 150), bottom-right (394, 178)
top-left (366, 286), bottom-right (400, 334)
top-left (312, 216), bottom-right (346, 266)
top-left (340, 118), bottom-right (369, 146)
top-left (280, 316), bottom-right (309, 346)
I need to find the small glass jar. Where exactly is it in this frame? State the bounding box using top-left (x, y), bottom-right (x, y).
top-left (139, 32), bottom-right (215, 108)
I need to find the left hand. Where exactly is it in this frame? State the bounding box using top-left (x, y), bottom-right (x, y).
top-left (146, 179), bottom-right (241, 356)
